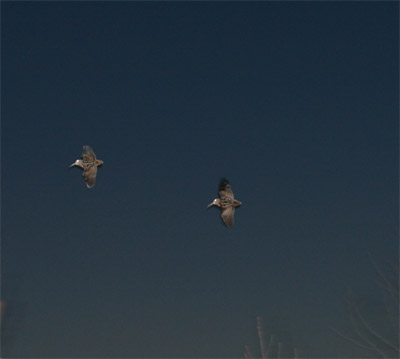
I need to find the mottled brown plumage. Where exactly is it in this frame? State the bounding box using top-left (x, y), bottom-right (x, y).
top-left (70, 145), bottom-right (103, 188)
top-left (208, 178), bottom-right (241, 227)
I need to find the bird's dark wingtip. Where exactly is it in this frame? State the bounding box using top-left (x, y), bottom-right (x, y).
top-left (219, 177), bottom-right (230, 189)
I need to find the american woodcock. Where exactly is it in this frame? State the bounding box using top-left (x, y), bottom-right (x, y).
top-left (208, 178), bottom-right (241, 227)
top-left (70, 145), bottom-right (103, 188)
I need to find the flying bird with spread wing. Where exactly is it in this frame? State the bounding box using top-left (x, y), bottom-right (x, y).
top-left (70, 145), bottom-right (103, 188)
top-left (208, 178), bottom-right (242, 227)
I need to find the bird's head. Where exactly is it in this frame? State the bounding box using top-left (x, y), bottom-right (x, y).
top-left (207, 198), bottom-right (221, 208)
top-left (69, 159), bottom-right (83, 168)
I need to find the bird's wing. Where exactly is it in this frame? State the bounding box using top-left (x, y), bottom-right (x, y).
top-left (82, 145), bottom-right (97, 161)
top-left (220, 206), bottom-right (235, 228)
top-left (218, 178), bottom-right (234, 200)
top-left (83, 164), bottom-right (97, 188)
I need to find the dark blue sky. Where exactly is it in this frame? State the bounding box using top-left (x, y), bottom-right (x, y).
top-left (2, 2), bottom-right (398, 358)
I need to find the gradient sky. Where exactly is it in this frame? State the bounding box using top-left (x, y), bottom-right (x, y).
top-left (2, 1), bottom-right (398, 358)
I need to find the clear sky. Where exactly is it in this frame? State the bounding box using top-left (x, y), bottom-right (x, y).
top-left (2, 1), bottom-right (398, 358)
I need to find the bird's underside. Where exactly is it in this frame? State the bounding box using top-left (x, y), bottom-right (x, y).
top-left (208, 178), bottom-right (241, 228)
top-left (70, 145), bottom-right (103, 188)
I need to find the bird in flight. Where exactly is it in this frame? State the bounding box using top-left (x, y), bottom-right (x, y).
top-left (70, 145), bottom-right (103, 188)
top-left (208, 178), bottom-right (242, 227)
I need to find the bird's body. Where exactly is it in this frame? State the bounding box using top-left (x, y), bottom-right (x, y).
top-left (208, 178), bottom-right (241, 227)
top-left (70, 145), bottom-right (103, 188)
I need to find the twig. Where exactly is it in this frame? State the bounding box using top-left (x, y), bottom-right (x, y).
top-left (244, 345), bottom-right (254, 359)
top-left (331, 326), bottom-right (379, 353)
top-left (266, 334), bottom-right (277, 359)
top-left (277, 342), bottom-right (283, 359)
top-left (350, 309), bottom-right (388, 358)
top-left (354, 303), bottom-right (399, 352)
top-left (257, 316), bottom-right (267, 359)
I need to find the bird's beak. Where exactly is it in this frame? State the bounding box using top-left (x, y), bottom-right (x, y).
top-left (207, 202), bottom-right (214, 208)
top-left (69, 163), bottom-right (75, 168)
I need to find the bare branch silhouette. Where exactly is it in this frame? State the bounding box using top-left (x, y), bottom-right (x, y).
top-left (244, 316), bottom-right (299, 358)
top-left (333, 260), bottom-right (399, 358)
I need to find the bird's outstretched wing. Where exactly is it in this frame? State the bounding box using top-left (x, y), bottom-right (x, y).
top-left (81, 145), bottom-right (98, 188)
top-left (218, 178), bottom-right (234, 200)
top-left (82, 145), bottom-right (97, 160)
top-left (218, 178), bottom-right (236, 227)
top-left (221, 206), bottom-right (235, 228)
top-left (83, 165), bottom-right (98, 188)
